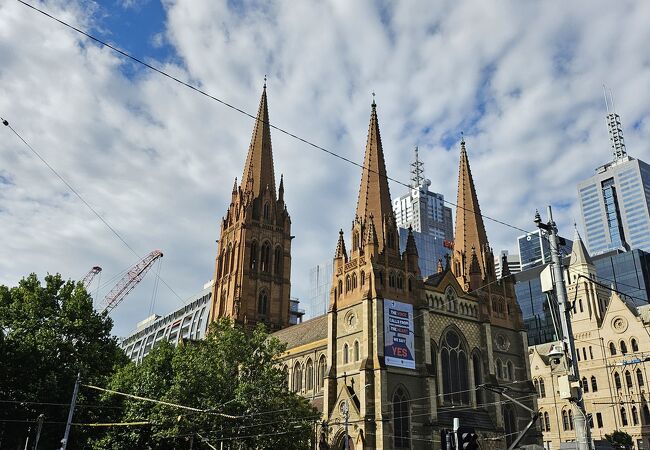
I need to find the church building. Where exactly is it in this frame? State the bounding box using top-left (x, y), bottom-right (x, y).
top-left (209, 87), bottom-right (538, 449)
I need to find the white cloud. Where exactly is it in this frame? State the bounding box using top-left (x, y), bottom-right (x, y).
top-left (1, 0), bottom-right (649, 336)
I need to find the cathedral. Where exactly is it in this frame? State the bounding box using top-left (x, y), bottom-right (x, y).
top-left (209, 86), bottom-right (538, 449)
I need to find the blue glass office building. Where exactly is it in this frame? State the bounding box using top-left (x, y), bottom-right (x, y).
top-left (515, 248), bottom-right (650, 345)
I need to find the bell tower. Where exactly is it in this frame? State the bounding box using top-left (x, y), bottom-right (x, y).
top-left (323, 100), bottom-right (423, 449)
top-left (209, 84), bottom-right (292, 330)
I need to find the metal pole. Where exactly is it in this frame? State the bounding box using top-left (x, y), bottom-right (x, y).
top-left (23, 427), bottom-right (31, 450)
top-left (453, 417), bottom-right (460, 450)
top-left (343, 401), bottom-right (349, 450)
top-left (539, 207), bottom-right (592, 450)
top-left (60, 373), bottom-right (81, 450)
top-left (33, 414), bottom-right (44, 450)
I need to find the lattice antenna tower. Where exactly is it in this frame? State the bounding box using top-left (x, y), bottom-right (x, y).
top-left (411, 146), bottom-right (424, 189)
top-left (603, 85), bottom-right (627, 161)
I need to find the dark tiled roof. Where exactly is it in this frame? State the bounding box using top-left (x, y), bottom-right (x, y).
top-left (271, 314), bottom-right (328, 350)
top-left (424, 271), bottom-right (446, 287)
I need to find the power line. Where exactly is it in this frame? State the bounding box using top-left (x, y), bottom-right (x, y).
top-left (0, 117), bottom-right (184, 307)
top-left (12, 0), bottom-right (531, 236)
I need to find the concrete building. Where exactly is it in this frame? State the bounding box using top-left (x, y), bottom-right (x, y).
top-left (518, 229), bottom-right (573, 270)
top-left (266, 104), bottom-right (537, 449)
top-left (495, 251), bottom-right (522, 279)
top-left (121, 281), bottom-right (213, 363)
top-left (530, 233), bottom-right (650, 450)
top-left (392, 148), bottom-right (453, 278)
top-left (578, 106), bottom-right (650, 256)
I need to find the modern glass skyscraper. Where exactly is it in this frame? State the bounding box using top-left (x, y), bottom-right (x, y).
top-left (517, 229), bottom-right (573, 270)
top-left (578, 105), bottom-right (650, 255)
top-left (304, 262), bottom-right (332, 319)
top-left (392, 148), bottom-right (453, 277)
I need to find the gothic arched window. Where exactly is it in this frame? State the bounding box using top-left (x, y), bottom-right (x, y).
top-left (338, 280), bottom-right (343, 295)
top-left (263, 202), bottom-right (270, 220)
top-left (392, 387), bottom-right (410, 449)
top-left (609, 342), bottom-right (617, 356)
top-left (591, 376), bottom-right (598, 392)
top-left (352, 273), bottom-right (358, 289)
top-left (621, 407), bottom-right (628, 426)
top-left (345, 275), bottom-right (351, 292)
top-left (260, 242), bottom-right (271, 272)
top-left (632, 406), bottom-right (639, 426)
top-left (258, 292), bottom-right (268, 315)
top-left (317, 355), bottom-right (326, 390)
top-left (217, 251), bottom-right (224, 279)
top-left (354, 341), bottom-right (360, 362)
top-left (305, 359), bottom-right (314, 391)
top-left (250, 241), bottom-right (258, 270)
top-left (473, 353), bottom-right (483, 405)
top-left (562, 410), bottom-right (569, 431)
top-left (539, 378), bottom-right (546, 398)
top-left (292, 362), bottom-right (302, 392)
top-left (397, 274), bottom-right (404, 290)
top-left (353, 231), bottom-right (359, 250)
top-left (224, 245), bottom-right (231, 273)
top-left (637, 368), bottom-right (644, 387)
top-left (389, 272), bottom-right (396, 288)
top-left (496, 359), bottom-right (504, 379)
top-left (621, 340), bottom-right (628, 355)
top-left (445, 287), bottom-right (457, 312)
top-left (632, 338), bottom-right (639, 352)
top-left (503, 405), bottom-right (517, 446)
top-left (544, 411), bottom-right (551, 431)
top-left (361, 271), bottom-right (366, 286)
top-left (614, 372), bottom-right (622, 390)
top-left (506, 361), bottom-right (514, 380)
top-left (343, 343), bottom-right (349, 364)
top-left (626, 370), bottom-right (633, 389)
top-left (582, 377), bottom-right (589, 393)
top-left (274, 246), bottom-right (282, 275)
top-left (568, 410), bottom-right (574, 430)
top-left (441, 329), bottom-right (469, 404)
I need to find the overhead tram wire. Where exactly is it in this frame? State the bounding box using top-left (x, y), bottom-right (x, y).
top-left (0, 116), bottom-right (184, 306)
top-left (14, 0), bottom-right (531, 236)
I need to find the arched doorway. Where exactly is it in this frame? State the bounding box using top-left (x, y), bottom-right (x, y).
top-left (333, 432), bottom-right (355, 450)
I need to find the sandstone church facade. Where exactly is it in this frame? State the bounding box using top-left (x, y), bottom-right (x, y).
top-left (530, 232), bottom-right (650, 450)
top-left (209, 87), bottom-right (539, 449)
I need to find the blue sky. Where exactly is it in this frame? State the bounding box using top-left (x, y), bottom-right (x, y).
top-left (1, 0), bottom-right (649, 337)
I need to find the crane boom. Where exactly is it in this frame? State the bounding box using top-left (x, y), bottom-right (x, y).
top-left (100, 250), bottom-right (163, 315)
top-left (81, 266), bottom-right (102, 289)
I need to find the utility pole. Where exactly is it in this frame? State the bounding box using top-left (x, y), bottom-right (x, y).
top-left (535, 207), bottom-right (592, 450)
top-left (60, 373), bottom-right (81, 450)
top-left (343, 400), bottom-right (350, 450)
top-left (33, 414), bottom-right (44, 450)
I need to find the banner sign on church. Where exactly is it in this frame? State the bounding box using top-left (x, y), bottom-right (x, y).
top-left (384, 300), bottom-right (415, 369)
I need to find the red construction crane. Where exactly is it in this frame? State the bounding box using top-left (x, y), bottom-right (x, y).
top-left (81, 266), bottom-right (102, 290)
top-left (100, 250), bottom-right (163, 315)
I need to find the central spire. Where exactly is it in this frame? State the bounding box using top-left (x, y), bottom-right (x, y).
top-left (355, 101), bottom-right (394, 248)
top-left (453, 138), bottom-right (492, 282)
top-left (242, 84), bottom-right (276, 198)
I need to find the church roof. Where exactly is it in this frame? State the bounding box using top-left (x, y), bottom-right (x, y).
top-left (453, 139), bottom-right (491, 277)
top-left (241, 84), bottom-right (276, 198)
top-left (355, 101), bottom-right (394, 249)
top-left (271, 314), bottom-right (328, 350)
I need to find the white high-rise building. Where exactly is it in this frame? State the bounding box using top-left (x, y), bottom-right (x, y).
top-left (392, 147), bottom-right (453, 277)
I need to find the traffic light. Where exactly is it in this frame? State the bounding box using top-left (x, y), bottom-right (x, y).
top-left (457, 426), bottom-right (478, 450)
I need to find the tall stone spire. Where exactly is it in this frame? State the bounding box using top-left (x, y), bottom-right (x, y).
top-left (355, 100), bottom-right (395, 250)
top-left (569, 228), bottom-right (594, 267)
top-left (242, 85), bottom-right (276, 197)
top-left (452, 137), bottom-right (494, 285)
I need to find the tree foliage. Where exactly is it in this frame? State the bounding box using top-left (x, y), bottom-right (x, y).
top-left (94, 319), bottom-right (318, 450)
top-left (0, 273), bottom-right (127, 450)
top-left (606, 430), bottom-right (634, 449)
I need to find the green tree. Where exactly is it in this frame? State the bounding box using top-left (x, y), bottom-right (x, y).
top-left (0, 273), bottom-right (127, 450)
top-left (606, 430), bottom-right (634, 450)
top-left (94, 319), bottom-right (318, 450)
